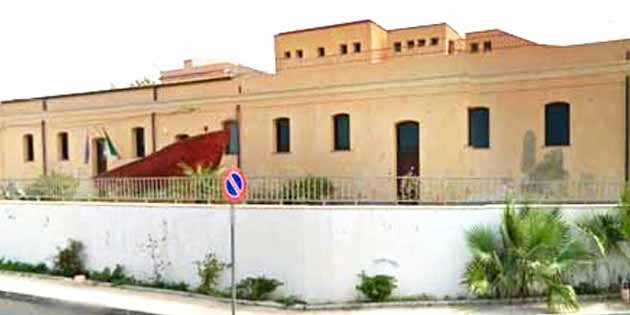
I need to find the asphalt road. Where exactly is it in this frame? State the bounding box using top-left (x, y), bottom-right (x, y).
top-left (0, 296), bottom-right (115, 315)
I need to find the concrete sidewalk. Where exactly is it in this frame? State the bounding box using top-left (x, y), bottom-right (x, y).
top-left (0, 272), bottom-right (628, 315)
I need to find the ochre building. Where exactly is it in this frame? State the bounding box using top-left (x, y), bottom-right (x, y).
top-left (2, 20), bottom-right (630, 182)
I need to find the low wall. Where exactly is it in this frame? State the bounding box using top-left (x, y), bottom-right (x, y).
top-left (0, 201), bottom-right (616, 302)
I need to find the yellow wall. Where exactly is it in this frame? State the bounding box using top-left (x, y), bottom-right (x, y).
top-left (1, 23), bottom-right (629, 182)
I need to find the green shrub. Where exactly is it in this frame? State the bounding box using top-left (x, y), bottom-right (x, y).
top-left (275, 295), bottom-right (306, 307)
top-left (0, 258), bottom-right (49, 274)
top-left (195, 253), bottom-right (226, 295)
top-left (25, 172), bottom-right (79, 200)
top-left (88, 265), bottom-right (132, 284)
top-left (52, 239), bottom-right (86, 277)
top-left (355, 271), bottom-right (397, 302)
top-left (236, 276), bottom-right (283, 301)
top-left (282, 177), bottom-right (334, 200)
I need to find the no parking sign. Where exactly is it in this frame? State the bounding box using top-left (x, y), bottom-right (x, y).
top-left (222, 167), bottom-right (247, 315)
top-left (222, 167), bottom-right (247, 203)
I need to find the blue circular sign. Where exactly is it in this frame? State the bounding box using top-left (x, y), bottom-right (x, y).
top-left (222, 167), bottom-right (247, 202)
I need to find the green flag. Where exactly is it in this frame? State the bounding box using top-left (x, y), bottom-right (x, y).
top-left (102, 128), bottom-right (120, 160)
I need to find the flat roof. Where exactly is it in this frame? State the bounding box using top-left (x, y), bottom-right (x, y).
top-left (0, 76), bottom-right (233, 104)
top-left (275, 19), bottom-right (385, 37)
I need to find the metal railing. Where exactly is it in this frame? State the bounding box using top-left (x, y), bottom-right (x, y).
top-left (0, 176), bottom-right (624, 205)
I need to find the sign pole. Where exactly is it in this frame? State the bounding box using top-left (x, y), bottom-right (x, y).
top-left (222, 167), bottom-right (246, 315)
top-left (230, 202), bottom-right (236, 315)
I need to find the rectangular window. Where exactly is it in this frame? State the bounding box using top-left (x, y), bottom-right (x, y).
top-left (468, 108), bottom-right (490, 148)
top-left (407, 40), bottom-right (415, 49)
top-left (353, 42), bottom-right (361, 53)
top-left (483, 41), bottom-right (492, 52)
top-left (318, 47), bottom-right (325, 57)
top-left (430, 37), bottom-right (439, 46)
top-left (58, 132), bottom-right (69, 161)
top-left (545, 102), bottom-right (570, 146)
top-left (333, 114), bottom-right (350, 151)
top-left (296, 49), bottom-right (303, 58)
top-left (133, 127), bottom-right (145, 158)
top-left (284, 51), bottom-right (291, 59)
top-left (24, 134), bottom-right (34, 162)
top-left (417, 39), bottom-right (426, 47)
top-left (470, 43), bottom-right (479, 53)
top-left (340, 44), bottom-right (348, 55)
top-left (275, 118), bottom-right (290, 153)
top-left (394, 42), bottom-right (402, 53)
top-left (224, 120), bottom-right (239, 155)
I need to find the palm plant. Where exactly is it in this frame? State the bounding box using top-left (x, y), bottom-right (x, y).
top-left (462, 201), bottom-right (592, 313)
top-left (577, 186), bottom-right (630, 287)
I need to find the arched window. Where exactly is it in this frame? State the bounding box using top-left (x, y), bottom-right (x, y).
top-left (333, 113), bottom-right (350, 151)
top-left (545, 102), bottom-right (570, 146)
top-left (58, 132), bottom-right (69, 161)
top-left (274, 118), bottom-right (290, 153)
top-left (132, 127), bottom-right (145, 158)
top-left (223, 120), bottom-right (239, 155)
top-left (468, 108), bottom-right (490, 148)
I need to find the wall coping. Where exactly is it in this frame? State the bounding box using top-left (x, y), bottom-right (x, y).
top-left (0, 200), bottom-right (617, 211)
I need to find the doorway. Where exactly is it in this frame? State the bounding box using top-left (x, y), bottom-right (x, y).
top-left (94, 138), bottom-right (107, 176)
top-left (396, 121), bottom-right (419, 199)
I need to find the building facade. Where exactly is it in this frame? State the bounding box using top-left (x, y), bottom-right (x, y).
top-left (1, 20), bottom-right (630, 182)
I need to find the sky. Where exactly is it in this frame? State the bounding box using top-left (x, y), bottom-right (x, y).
top-left (0, 0), bottom-right (629, 101)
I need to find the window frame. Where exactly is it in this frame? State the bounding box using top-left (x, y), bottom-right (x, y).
top-left (470, 43), bottom-right (479, 53)
top-left (545, 102), bottom-right (571, 146)
top-left (483, 41), bottom-right (492, 52)
top-left (317, 47), bottom-right (325, 57)
top-left (468, 107), bottom-right (490, 149)
top-left (132, 127), bottom-right (146, 158)
top-left (284, 51), bottom-right (291, 59)
top-left (430, 37), bottom-right (439, 46)
top-left (333, 113), bottom-right (351, 151)
top-left (58, 132), bottom-right (70, 161)
top-left (223, 120), bottom-right (239, 155)
top-left (407, 40), bottom-right (415, 49)
top-left (23, 134), bottom-right (35, 162)
top-left (296, 49), bottom-right (304, 58)
top-left (417, 39), bottom-right (426, 47)
top-left (274, 117), bottom-right (291, 153)
top-left (353, 42), bottom-right (361, 53)
top-left (340, 44), bottom-right (348, 55)
top-left (393, 42), bottom-right (402, 53)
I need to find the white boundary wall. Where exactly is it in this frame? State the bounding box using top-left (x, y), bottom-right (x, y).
top-left (0, 201), bottom-right (615, 302)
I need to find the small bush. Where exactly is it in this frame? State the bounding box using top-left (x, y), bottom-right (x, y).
top-left (25, 172), bottom-right (79, 200)
top-left (196, 253), bottom-right (226, 295)
top-left (356, 271), bottom-right (397, 302)
top-left (89, 265), bottom-right (132, 285)
top-left (0, 258), bottom-right (49, 274)
top-left (52, 239), bottom-right (86, 277)
top-left (236, 276), bottom-right (283, 301)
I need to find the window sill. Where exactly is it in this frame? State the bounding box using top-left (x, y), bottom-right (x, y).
top-left (544, 144), bottom-right (570, 148)
top-left (467, 145), bottom-right (490, 150)
top-left (273, 151), bottom-right (291, 155)
top-left (332, 149), bottom-right (351, 153)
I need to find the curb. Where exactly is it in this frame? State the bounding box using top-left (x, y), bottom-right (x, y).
top-left (0, 270), bottom-right (626, 313)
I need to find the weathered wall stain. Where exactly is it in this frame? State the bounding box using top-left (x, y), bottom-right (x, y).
top-left (521, 130), bottom-right (568, 180)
